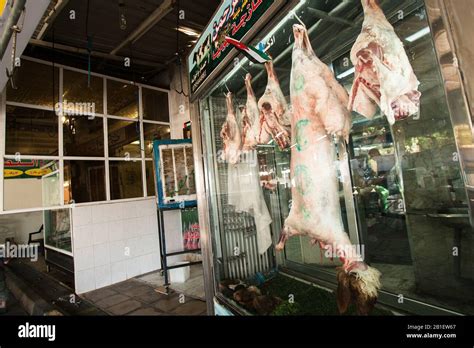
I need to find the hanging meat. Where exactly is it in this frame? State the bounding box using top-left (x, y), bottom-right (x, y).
top-left (276, 24), bottom-right (381, 315)
top-left (241, 74), bottom-right (271, 150)
top-left (220, 92), bottom-right (241, 164)
top-left (348, 0), bottom-right (421, 125)
top-left (258, 61), bottom-right (291, 149)
top-left (227, 76), bottom-right (273, 256)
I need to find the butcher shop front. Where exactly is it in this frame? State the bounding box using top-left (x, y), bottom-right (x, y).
top-left (188, 0), bottom-right (474, 315)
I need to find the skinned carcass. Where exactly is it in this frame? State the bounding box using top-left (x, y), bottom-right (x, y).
top-left (220, 92), bottom-right (241, 164)
top-left (258, 61), bottom-right (291, 149)
top-left (276, 24), bottom-right (381, 315)
top-left (241, 73), bottom-right (271, 150)
top-left (348, 0), bottom-right (421, 125)
top-left (227, 76), bottom-right (273, 255)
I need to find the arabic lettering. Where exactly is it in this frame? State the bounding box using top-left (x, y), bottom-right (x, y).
top-left (212, 0), bottom-right (264, 60)
top-left (4, 159), bottom-right (36, 167)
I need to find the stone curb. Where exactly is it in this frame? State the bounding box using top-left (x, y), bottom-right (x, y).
top-left (3, 266), bottom-right (61, 316)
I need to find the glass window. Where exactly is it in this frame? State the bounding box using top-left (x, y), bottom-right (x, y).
top-left (145, 160), bottom-right (156, 196)
top-left (5, 105), bottom-right (58, 156)
top-left (44, 209), bottom-right (72, 253)
top-left (109, 161), bottom-right (143, 200)
top-left (142, 88), bottom-right (170, 122)
top-left (2, 59), bottom-right (170, 207)
top-left (107, 80), bottom-right (138, 118)
top-left (64, 160), bottom-right (106, 204)
top-left (199, 0), bottom-right (474, 315)
top-left (144, 123), bottom-right (171, 158)
top-left (158, 144), bottom-right (196, 200)
top-left (108, 119), bottom-right (141, 158)
top-left (6, 60), bottom-right (59, 108)
top-left (63, 69), bottom-right (104, 115)
top-left (63, 116), bottom-right (104, 157)
top-left (3, 159), bottom-right (59, 211)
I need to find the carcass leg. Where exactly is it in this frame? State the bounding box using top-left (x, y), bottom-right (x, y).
top-left (275, 232), bottom-right (289, 251)
top-left (275, 225), bottom-right (301, 251)
top-left (310, 240), bottom-right (325, 264)
top-left (349, 76), bottom-right (362, 111)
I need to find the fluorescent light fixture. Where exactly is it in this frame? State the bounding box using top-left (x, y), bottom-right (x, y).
top-left (336, 67), bottom-right (355, 79)
top-left (178, 26), bottom-right (200, 37)
top-left (131, 140), bottom-right (140, 145)
top-left (405, 27), bottom-right (430, 42)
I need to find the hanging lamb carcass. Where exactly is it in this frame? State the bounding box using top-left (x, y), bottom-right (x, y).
top-left (275, 23), bottom-right (381, 315)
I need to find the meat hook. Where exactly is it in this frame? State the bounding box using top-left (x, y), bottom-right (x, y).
top-left (240, 63), bottom-right (250, 75)
top-left (6, 11), bottom-right (25, 90)
top-left (292, 10), bottom-right (306, 28)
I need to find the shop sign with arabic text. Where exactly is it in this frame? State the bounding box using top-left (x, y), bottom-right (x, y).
top-left (188, 0), bottom-right (276, 96)
top-left (3, 159), bottom-right (53, 179)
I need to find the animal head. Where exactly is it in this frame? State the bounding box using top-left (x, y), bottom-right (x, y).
top-left (336, 266), bottom-right (380, 315)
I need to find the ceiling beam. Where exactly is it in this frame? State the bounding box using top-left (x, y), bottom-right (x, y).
top-left (35, 0), bottom-right (70, 40)
top-left (29, 38), bottom-right (166, 68)
top-left (110, 0), bottom-right (175, 55)
top-left (307, 7), bottom-right (356, 28)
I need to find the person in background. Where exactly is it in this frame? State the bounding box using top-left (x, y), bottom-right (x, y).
top-left (359, 148), bottom-right (391, 214)
top-left (368, 148), bottom-right (381, 177)
top-left (367, 148), bottom-right (390, 187)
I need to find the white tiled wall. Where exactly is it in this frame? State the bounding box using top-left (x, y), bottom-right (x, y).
top-left (72, 199), bottom-right (161, 294)
top-left (162, 210), bottom-right (185, 265)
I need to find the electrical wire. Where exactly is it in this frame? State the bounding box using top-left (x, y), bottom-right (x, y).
top-left (174, 0), bottom-right (188, 97)
top-left (52, 22), bottom-right (56, 114)
top-left (86, 0), bottom-right (91, 88)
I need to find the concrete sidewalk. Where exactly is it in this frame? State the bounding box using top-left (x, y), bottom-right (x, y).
top-left (2, 260), bottom-right (107, 316)
top-left (82, 278), bottom-right (207, 316)
top-left (0, 290), bottom-right (28, 316)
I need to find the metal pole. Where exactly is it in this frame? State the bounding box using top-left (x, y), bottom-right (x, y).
top-left (159, 209), bottom-right (170, 286)
top-left (307, 7), bottom-right (356, 27)
top-left (0, 0), bottom-right (27, 60)
top-left (109, 0), bottom-right (174, 55)
top-left (28, 39), bottom-right (165, 68)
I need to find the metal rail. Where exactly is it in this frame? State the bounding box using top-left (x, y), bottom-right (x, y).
top-left (0, 0), bottom-right (27, 60)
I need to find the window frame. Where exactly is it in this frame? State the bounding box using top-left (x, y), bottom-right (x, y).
top-left (0, 56), bottom-right (171, 213)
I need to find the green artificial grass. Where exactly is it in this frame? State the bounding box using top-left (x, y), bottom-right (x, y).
top-left (263, 274), bottom-right (392, 316)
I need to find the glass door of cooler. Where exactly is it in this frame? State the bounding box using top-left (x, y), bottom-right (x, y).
top-left (200, 96), bottom-right (278, 284)
top-left (41, 164), bottom-right (72, 255)
top-left (326, 1), bottom-right (473, 315)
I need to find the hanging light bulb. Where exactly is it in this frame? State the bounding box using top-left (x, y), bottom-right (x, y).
top-left (119, 0), bottom-right (127, 30)
top-left (120, 13), bottom-right (127, 30)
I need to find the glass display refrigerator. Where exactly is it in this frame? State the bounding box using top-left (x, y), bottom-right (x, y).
top-left (42, 162), bottom-right (74, 275)
top-left (187, 0), bottom-right (474, 315)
